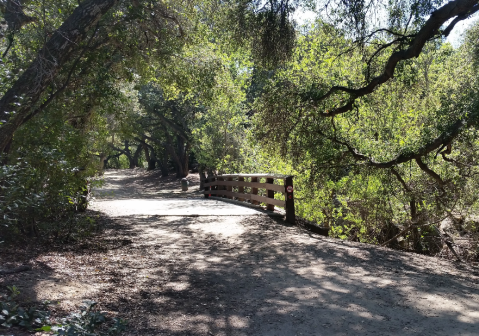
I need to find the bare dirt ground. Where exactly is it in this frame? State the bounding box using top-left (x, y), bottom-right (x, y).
top-left (2, 169), bottom-right (479, 335)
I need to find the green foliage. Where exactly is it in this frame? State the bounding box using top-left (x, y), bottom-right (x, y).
top-left (0, 149), bottom-right (97, 239)
top-left (228, 0), bottom-right (297, 68)
top-left (2, 0), bottom-right (479, 260)
top-left (0, 286), bottom-right (50, 330)
top-left (0, 288), bottom-right (126, 336)
top-left (51, 301), bottom-right (127, 336)
top-left (248, 21), bottom-right (479, 256)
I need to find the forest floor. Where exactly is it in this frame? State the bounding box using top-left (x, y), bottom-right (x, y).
top-left (1, 169), bottom-right (479, 335)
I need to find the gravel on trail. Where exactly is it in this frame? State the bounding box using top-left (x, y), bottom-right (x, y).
top-left (1, 169), bottom-right (479, 336)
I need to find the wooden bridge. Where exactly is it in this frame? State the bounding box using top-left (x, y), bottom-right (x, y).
top-left (203, 173), bottom-right (295, 224)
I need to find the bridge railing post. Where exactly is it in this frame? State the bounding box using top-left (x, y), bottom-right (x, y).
top-left (266, 178), bottom-right (275, 211)
top-left (227, 176), bottom-right (233, 199)
top-left (218, 176), bottom-right (225, 198)
top-left (251, 177), bottom-right (259, 205)
top-left (238, 176), bottom-right (245, 201)
top-left (285, 176), bottom-right (295, 224)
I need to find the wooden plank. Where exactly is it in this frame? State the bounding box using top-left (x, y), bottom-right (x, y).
top-left (251, 177), bottom-right (259, 205)
top-left (207, 190), bottom-right (252, 200)
top-left (204, 180), bottom-right (285, 193)
top-left (203, 190), bottom-right (285, 208)
top-left (221, 173), bottom-right (293, 179)
top-left (251, 194), bottom-right (285, 208)
top-left (209, 180), bottom-right (284, 193)
top-left (227, 176), bottom-right (233, 199)
top-left (204, 180), bottom-right (217, 188)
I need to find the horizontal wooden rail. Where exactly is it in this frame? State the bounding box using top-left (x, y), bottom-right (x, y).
top-left (203, 173), bottom-right (295, 224)
top-left (208, 190), bottom-right (286, 207)
top-left (203, 180), bottom-right (285, 193)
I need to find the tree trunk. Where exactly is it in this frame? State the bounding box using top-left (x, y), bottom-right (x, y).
top-left (175, 135), bottom-right (188, 178)
top-left (164, 140), bottom-right (187, 178)
top-left (157, 153), bottom-right (170, 177)
top-left (148, 159), bottom-right (156, 170)
top-left (409, 198), bottom-right (423, 252)
top-left (143, 145), bottom-right (156, 170)
top-left (129, 144), bottom-right (142, 169)
top-left (98, 153), bottom-right (107, 174)
top-left (0, 0), bottom-right (118, 154)
top-left (1, 138), bottom-right (12, 164)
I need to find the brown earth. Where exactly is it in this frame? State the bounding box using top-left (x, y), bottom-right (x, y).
top-left (1, 169), bottom-right (479, 335)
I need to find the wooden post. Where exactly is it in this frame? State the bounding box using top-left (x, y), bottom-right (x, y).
top-left (284, 176), bottom-right (295, 224)
top-left (218, 176), bottom-right (225, 197)
top-left (266, 177), bottom-right (275, 211)
top-left (204, 177), bottom-right (209, 198)
top-left (251, 176), bottom-right (259, 205)
top-left (238, 176), bottom-right (245, 201)
top-left (227, 177), bottom-right (233, 199)
top-left (211, 177), bottom-right (217, 194)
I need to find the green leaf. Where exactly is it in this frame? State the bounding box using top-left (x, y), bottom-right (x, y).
top-left (36, 325), bottom-right (52, 331)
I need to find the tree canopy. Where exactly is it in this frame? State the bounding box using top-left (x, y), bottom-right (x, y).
top-left (1, 0), bottom-right (479, 259)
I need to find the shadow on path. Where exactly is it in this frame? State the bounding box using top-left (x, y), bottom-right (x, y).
top-left (81, 215), bottom-right (479, 336)
top-left (3, 169), bottom-right (478, 336)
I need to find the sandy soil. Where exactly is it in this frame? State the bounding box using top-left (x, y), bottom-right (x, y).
top-left (1, 169), bottom-right (479, 335)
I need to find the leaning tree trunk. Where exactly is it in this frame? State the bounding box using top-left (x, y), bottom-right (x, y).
top-left (0, 0), bottom-right (118, 154)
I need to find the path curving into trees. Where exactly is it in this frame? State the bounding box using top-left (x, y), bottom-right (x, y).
top-left (87, 170), bottom-right (479, 334)
top-left (2, 169), bottom-right (479, 335)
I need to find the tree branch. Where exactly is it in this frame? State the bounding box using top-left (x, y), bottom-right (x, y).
top-left (0, 0), bottom-right (119, 153)
top-left (309, 0), bottom-right (479, 118)
top-left (415, 157), bottom-right (445, 186)
top-left (151, 109), bottom-right (191, 142)
top-left (390, 167), bottom-right (412, 192)
top-left (21, 24), bottom-right (100, 126)
top-left (317, 115), bottom-right (468, 169)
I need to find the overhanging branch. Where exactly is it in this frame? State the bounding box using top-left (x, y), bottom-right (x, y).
top-left (309, 0), bottom-right (479, 117)
top-left (318, 115), bottom-right (468, 169)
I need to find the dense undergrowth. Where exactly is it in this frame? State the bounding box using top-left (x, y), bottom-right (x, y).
top-left (0, 149), bottom-right (101, 242)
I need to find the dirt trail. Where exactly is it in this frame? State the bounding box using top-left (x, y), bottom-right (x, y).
top-left (2, 169), bottom-right (479, 335)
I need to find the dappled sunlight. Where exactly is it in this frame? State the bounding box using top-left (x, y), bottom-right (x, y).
top-left (90, 198), bottom-right (275, 217)
top-left (77, 214), bottom-right (476, 335)
top-left (4, 212), bottom-right (477, 335)
top-left (187, 217), bottom-right (246, 237)
top-left (3, 170), bottom-right (478, 335)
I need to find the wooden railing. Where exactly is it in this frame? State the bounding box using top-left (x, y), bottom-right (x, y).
top-left (203, 174), bottom-right (295, 224)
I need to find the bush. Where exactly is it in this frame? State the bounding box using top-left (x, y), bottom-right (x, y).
top-left (0, 286), bottom-right (50, 330)
top-left (0, 149), bottom-right (97, 240)
top-left (0, 287), bottom-right (127, 335)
